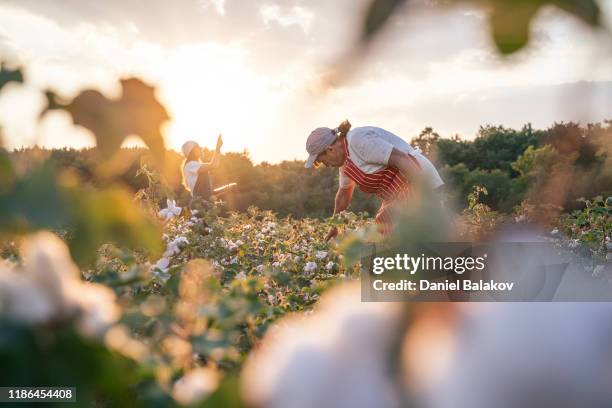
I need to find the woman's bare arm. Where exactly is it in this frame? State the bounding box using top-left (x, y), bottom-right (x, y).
top-left (325, 184), bottom-right (354, 241)
top-left (198, 135), bottom-right (223, 174)
top-left (333, 184), bottom-right (354, 215)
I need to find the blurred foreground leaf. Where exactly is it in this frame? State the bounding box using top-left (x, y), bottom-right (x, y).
top-left (0, 63), bottom-right (23, 92)
top-left (0, 160), bottom-right (162, 266)
top-left (0, 321), bottom-right (166, 407)
top-left (361, 0), bottom-right (602, 54)
top-left (363, 0), bottom-right (406, 40)
top-left (41, 78), bottom-right (169, 165)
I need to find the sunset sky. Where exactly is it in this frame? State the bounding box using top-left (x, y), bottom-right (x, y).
top-left (0, 0), bottom-right (611, 163)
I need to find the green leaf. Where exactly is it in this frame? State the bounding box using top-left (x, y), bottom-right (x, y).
top-left (0, 63), bottom-right (23, 92)
top-left (362, 0), bottom-right (407, 40)
top-left (489, 1), bottom-right (539, 54)
top-left (40, 78), bottom-right (169, 165)
top-left (338, 233), bottom-right (371, 267)
top-left (0, 161), bottom-right (70, 233)
top-left (358, 0), bottom-right (602, 56)
top-left (0, 160), bottom-right (162, 266)
top-left (67, 186), bottom-right (163, 266)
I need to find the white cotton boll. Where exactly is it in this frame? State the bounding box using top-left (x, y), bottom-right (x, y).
top-left (550, 228), bottom-right (559, 235)
top-left (235, 240), bottom-right (244, 246)
top-left (67, 282), bottom-right (120, 337)
top-left (0, 232), bottom-right (120, 337)
top-left (163, 242), bottom-right (180, 258)
top-left (272, 261), bottom-right (281, 268)
top-left (159, 199), bottom-right (182, 220)
top-left (242, 283), bottom-right (403, 408)
top-left (235, 271), bottom-right (247, 281)
top-left (155, 257), bottom-right (170, 271)
top-left (0, 272), bottom-right (55, 324)
top-left (256, 265), bottom-right (266, 273)
top-left (315, 251), bottom-right (328, 260)
top-left (173, 368), bottom-right (219, 406)
top-left (21, 231), bottom-right (80, 310)
top-left (230, 256), bottom-right (238, 264)
top-left (593, 264), bottom-right (605, 277)
top-left (172, 236), bottom-right (189, 247)
top-left (326, 261), bottom-right (335, 271)
top-left (514, 215), bottom-right (527, 223)
top-left (303, 262), bottom-right (317, 273)
top-left (294, 255), bottom-right (301, 263)
top-left (428, 304), bottom-right (612, 408)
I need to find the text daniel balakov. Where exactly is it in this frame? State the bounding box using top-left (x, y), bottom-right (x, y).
top-left (372, 279), bottom-right (515, 291)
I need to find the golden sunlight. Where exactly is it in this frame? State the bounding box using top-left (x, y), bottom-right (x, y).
top-left (158, 44), bottom-right (281, 154)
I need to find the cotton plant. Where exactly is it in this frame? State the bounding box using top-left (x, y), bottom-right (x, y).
top-left (158, 199), bottom-right (182, 220)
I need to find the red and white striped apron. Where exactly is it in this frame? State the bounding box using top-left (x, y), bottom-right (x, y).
top-left (340, 136), bottom-right (422, 236)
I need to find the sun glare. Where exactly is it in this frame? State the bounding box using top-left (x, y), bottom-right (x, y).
top-left (158, 45), bottom-right (279, 157)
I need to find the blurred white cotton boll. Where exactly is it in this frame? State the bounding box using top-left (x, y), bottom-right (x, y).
top-left (315, 250), bottom-right (327, 260)
top-left (303, 261), bottom-right (317, 273)
top-left (242, 283), bottom-right (403, 408)
top-left (0, 232), bottom-right (120, 337)
top-left (22, 231), bottom-right (81, 310)
top-left (428, 303), bottom-right (612, 408)
top-left (68, 283), bottom-right (121, 337)
top-left (0, 272), bottom-right (54, 324)
top-left (173, 367), bottom-right (219, 406)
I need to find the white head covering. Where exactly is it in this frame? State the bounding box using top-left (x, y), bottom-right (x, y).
top-left (181, 141), bottom-right (199, 158)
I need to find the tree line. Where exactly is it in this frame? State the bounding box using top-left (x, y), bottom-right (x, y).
top-left (8, 120), bottom-right (611, 218)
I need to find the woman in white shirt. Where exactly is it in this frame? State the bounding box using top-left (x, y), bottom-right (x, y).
top-left (181, 135), bottom-right (227, 201)
top-left (304, 121), bottom-right (445, 240)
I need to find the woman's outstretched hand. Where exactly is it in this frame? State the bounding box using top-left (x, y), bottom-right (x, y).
top-left (216, 134), bottom-right (223, 151)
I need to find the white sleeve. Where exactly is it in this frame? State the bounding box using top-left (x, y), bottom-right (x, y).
top-left (352, 130), bottom-right (394, 166)
top-left (183, 161), bottom-right (202, 192)
top-left (413, 153), bottom-right (445, 189)
top-left (338, 166), bottom-right (355, 189)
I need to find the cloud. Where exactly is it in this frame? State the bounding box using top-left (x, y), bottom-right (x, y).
top-left (0, 0), bottom-right (611, 163)
top-left (260, 4), bottom-right (314, 34)
top-left (198, 0), bottom-right (226, 16)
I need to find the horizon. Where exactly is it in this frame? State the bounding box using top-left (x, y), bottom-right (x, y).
top-left (7, 116), bottom-right (610, 165)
